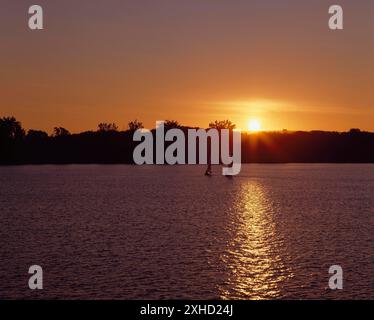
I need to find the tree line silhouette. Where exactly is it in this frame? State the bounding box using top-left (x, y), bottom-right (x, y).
top-left (0, 116), bottom-right (373, 165)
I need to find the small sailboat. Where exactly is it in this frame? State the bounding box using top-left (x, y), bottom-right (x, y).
top-left (205, 164), bottom-right (212, 176)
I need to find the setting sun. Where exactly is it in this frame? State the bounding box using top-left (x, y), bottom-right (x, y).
top-left (248, 119), bottom-right (261, 132)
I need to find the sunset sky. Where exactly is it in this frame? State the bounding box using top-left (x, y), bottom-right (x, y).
top-left (0, 0), bottom-right (373, 133)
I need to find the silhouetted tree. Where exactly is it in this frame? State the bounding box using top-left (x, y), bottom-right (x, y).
top-left (349, 128), bottom-right (361, 134)
top-left (128, 120), bottom-right (144, 131)
top-left (209, 120), bottom-right (236, 130)
top-left (0, 116), bottom-right (25, 140)
top-left (53, 127), bottom-right (71, 137)
top-left (98, 123), bottom-right (118, 132)
top-left (0, 117), bottom-right (25, 164)
top-left (26, 130), bottom-right (48, 141)
top-left (164, 120), bottom-right (181, 129)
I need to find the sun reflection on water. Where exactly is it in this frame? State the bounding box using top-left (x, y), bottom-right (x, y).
top-left (219, 181), bottom-right (293, 299)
